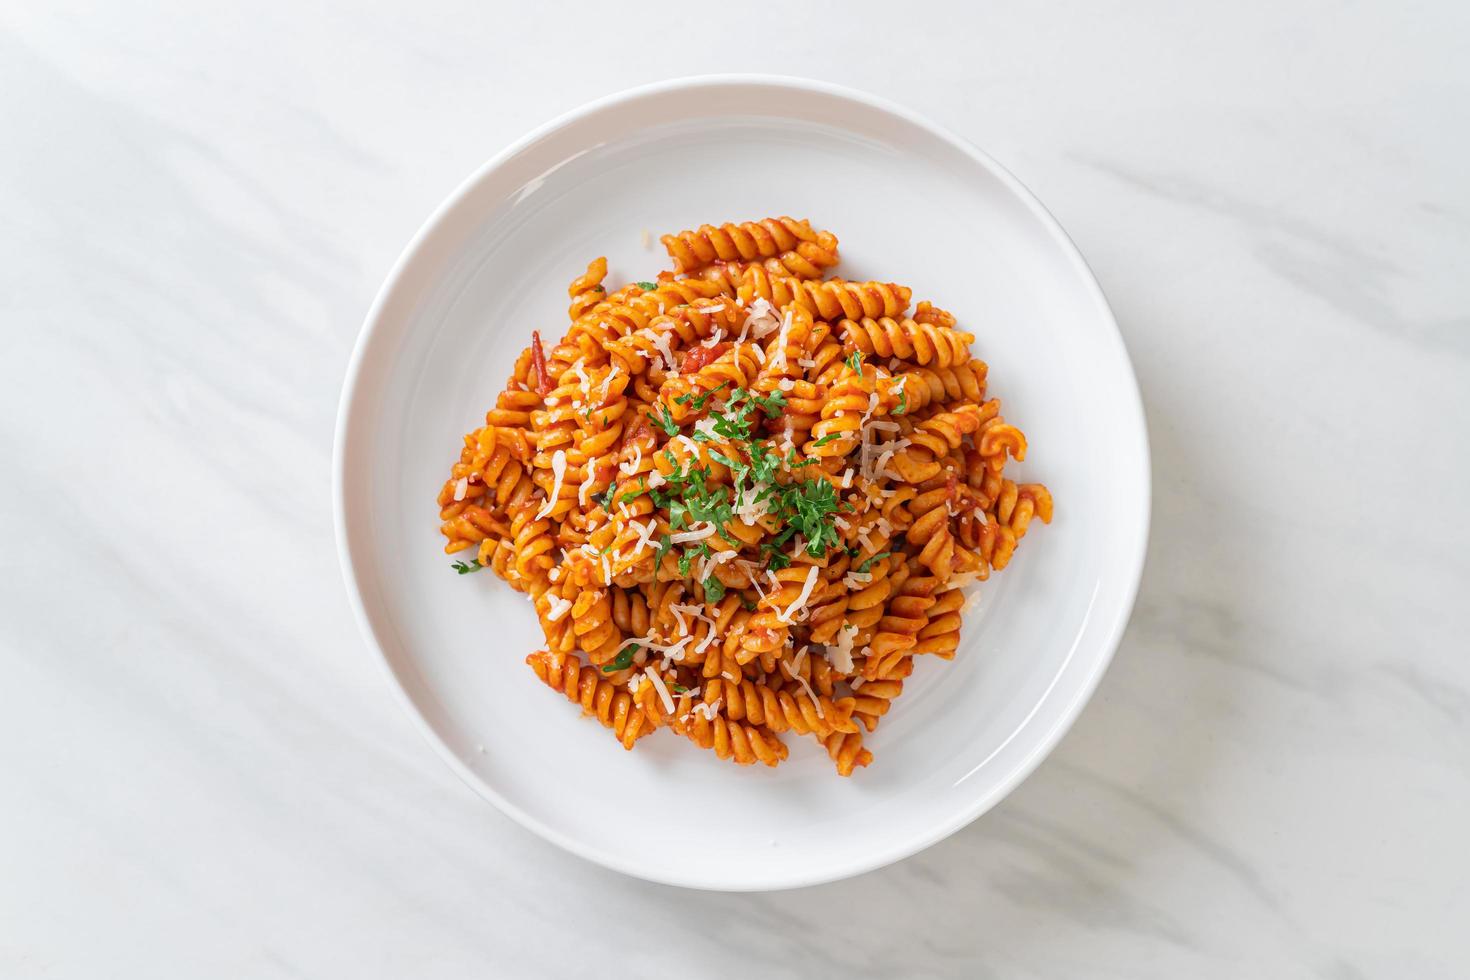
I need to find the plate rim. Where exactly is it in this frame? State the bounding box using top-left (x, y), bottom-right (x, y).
top-left (333, 73), bottom-right (1152, 891)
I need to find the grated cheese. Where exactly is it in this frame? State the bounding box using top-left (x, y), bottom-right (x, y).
top-left (453, 477), bottom-right (468, 501)
top-left (771, 309), bottom-right (793, 371)
top-left (736, 297), bottom-right (780, 343)
top-left (545, 595), bottom-right (572, 622)
top-left (827, 623), bottom-right (858, 674)
top-left (692, 698), bottom-right (723, 721)
top-left (630, 519), bottom-right (657, 555)
top-left (792, 673), bottom-right (824, 718)
top-left (578, 465), bottom-right (598, 505)
top-left (650, 331), bottom-right (677, 371)
top-left (670, 522), bottom-right (717, 544)
top-left (948, 571), bottom-right (984, 590)
top-left (534, 450), bottom-right (567, 519)
top-left (776, 565), bottom-right (821, 624)
top-left (699, 327), bottom-right (725, 348)
top-left (619, 442), bottom-right (643, 477)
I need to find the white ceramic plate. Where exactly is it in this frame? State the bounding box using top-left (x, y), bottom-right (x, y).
top-left (334, 76), bottom-right (1149, 891)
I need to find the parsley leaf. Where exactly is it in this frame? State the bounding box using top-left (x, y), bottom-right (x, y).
top-left (600, 644), bottom-right (637, 672)
top-left (746, 389), bottom-right (786, 418)
top-left (635, 281), bottom-right (658, 290)
top-left (654, 403), bottom-right (680, 437)
top-left (703, 577), bottom-right (726, 602)
top-left (674, 381), bottom-right (728, 411)
top-left (847, 350), bottom-right (863, 374)
top-left (655, 534), bottom-right (673, 562)
top-left (811, 433), bottom-right (841, 448)
top-left (708, 448), bottom-right (743, 471)
top-left (740, 595), bottom-right (758, 611)
top-left (451, 560), bottom-right (484, 575)
top-left (893, 385), bottom-right (907, 416)
top-left (856, 551), bottom-right (891, 573)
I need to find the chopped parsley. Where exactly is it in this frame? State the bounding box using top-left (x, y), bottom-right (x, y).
top-left (600, 644), bottom-right (637, 672)
top-left (641, 379), bottom-right (849, 578)
top-left (675, 381), bottom-right (728, 411)
top-left (635, 281), bottom-right (658, 290)
top-left (654, 403), bottom-right (680, 437)
top-left (846, 350), bottom-right (863, 374)
top-left (451, 559), bottom-right (485, 574)
top-left (856, 551), bottom-right (891, 573)
top-left (893, 386), bottom-right (908, 415)
top-left (811, 433), bottom-right (842, 448)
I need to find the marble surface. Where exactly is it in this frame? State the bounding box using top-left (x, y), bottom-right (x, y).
top-left (3, 1), bottom-right (1467, 976)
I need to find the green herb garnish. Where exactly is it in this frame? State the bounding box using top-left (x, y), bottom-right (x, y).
top-left (674, 381), bottom-right (728, 411)
top-left (846, 350), bottom-right (863, 374)
top-left (600, 644), bottom-right (637, 672)
top-left (703, 577), bottom-right (726, 602)
top-left (635, 281), bottom-right (658, 290)
top-left (451, 559), bottom-right (484, 575)
top-left (654, 404), bottom-right (680, 437)
top-left (856, 551), bottom-right (891, 574)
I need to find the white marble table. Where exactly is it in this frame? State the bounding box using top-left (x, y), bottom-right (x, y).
top-left (3, 2), bottom-right (1466, 976)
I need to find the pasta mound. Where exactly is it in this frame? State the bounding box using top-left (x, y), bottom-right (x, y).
top-left (436, 217), bottom-right (1052, 776)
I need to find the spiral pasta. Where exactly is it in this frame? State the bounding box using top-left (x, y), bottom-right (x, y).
top-left (437, 219), bottom-right (1052, 776)
top-left (661, 217), bottom-right (839, 278)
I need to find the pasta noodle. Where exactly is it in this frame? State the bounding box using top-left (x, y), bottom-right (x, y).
top-left (438, 218), bottom-right (1052, 775)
